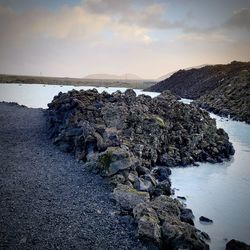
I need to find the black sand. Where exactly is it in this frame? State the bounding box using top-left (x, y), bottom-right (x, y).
top-left (0, 102), bottom-right (141, 249)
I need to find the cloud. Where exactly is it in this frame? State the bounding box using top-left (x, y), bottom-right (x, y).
top-left (177, 32), bottom-right (234, 43)
top-left (175, 7), bottom-right (250, 44)
top-left (226, 8), bottom-right (250, 31)
top-left (0, 5), bottom-right (111, 40)
top-left (0, 2), bottom-right (161, 44)
top-left (84, 0), bottom-right (180, 29)
top-left (0, 1), bottom-right (250, 78)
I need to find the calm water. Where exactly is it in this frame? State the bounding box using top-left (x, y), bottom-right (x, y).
top-left (172, 101), bottom-right (250, 249)
top-left (0, 84), bottom-right (249, 249)
top-left (0, 83), bottom-right (159, 108)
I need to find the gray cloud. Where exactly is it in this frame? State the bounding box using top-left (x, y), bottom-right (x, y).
top-left (84, 0), bottom-right (181, 30)
top-left (226, 8), bottom-right (250, 31)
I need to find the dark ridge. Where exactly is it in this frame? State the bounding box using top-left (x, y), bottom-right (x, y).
top-left (146, 61), bottom-right (250, 99)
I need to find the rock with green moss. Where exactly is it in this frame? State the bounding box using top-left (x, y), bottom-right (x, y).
top-left (47, 88), bottom-right (234, 170)
top-left (46, 88), bottom-right (234, 249)
top-left (137, 215), bottom-right (161, 246)
top-left (132, 196), bottom-right (209, 250)
top-left (112, 184), bottom-right (150, 212)
top-left (161, 219), bottom-right (209, 250)
top-left (97, 146), bottom-right (138, 177)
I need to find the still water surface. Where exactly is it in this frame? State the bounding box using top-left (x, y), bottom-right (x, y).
top-left (0, 83), bottom-right (249, 249)
top-left (172, 100), bottom-right (250, 249)
top-left (0, 83), bottom-right (159, 108)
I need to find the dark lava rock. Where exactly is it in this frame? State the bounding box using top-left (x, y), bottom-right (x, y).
top-left (133, 196), bottom-right (209, 250)
top-left (152, 166), bottom-right (171, 182)
top-left (199, 216), bottom-right (213, 223)
top-left (146, 61), bottom-right (250, 124)
top-left (177, 196), bottom-right (186, 201)
top-left (146, 61), bottom-right (250, 99)
top-left (46, 89), bottom-right (235, 249)
top-left (112, 184), bottom-right (150, 212)
top-left (150, 179), bottom-right (172, 197)
top-left (47, 89), bottom-right (234, 172)
top-left (194, 68), bottom-right (250, 124)
top-left (180, 208), bottom-right (194, 225)
top-left (199, 231), bottom-right (210, 241)
top-left (226, 239), bottom-right (250, 250)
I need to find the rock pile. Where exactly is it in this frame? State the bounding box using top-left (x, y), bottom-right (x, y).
top-left (47, 89), bottom-right (234, 249)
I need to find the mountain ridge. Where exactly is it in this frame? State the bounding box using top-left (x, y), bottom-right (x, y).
top-left (84, 73), bottom-right (142, 80)
top-left (146, 61), bottom-right (250, 123)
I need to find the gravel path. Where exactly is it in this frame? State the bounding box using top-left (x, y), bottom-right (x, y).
top-left (0, 102), bottom-right (142, 250)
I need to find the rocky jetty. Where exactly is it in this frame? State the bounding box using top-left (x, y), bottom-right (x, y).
top-left (146, 61), bottom-right (250, 123)
top-left (47, 89), bottom-right (235, 249)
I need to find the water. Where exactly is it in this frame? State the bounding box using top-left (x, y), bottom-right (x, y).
top-left (0, 83), bottom-right (159, 109)
top-left (171, 100), bottom-right (250, 249)
top-left (0, 84), bottom-right (249, 249)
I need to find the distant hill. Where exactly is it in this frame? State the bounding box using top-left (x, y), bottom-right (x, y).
top-left (156, 64), bottom-right (208, 82)
top-left (146, 61), bottom-right (250, 99)
top-left (84, 73), bottom-right (142, 80)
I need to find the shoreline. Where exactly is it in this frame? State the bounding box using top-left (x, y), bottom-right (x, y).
top-left (0, 75), bottom-right (156, 89)
top-left (0, 102), bottom-right (142, 249)
top-left (1, 91), bottom-right (249, 249)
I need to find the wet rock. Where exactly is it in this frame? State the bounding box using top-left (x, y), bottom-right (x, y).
top-left (151, 179), bottom-right (171, 197)
top-left (226, 239), bottom-right (250, 250)
top-left (180, 208), bottom-right (194, 225)
top-left (152, 166), bottom-right (171, 182)
top-left (199, 231), bottom-right (210, 241)
top-left (161, 219), bottom-right (209, 250)
top-left (177, 196), bottom-right (186, 201)
top-left (199, 216), bottom-right (213, 223)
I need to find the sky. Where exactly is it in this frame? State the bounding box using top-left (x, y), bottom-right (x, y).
top-left (0, 0), bottom-right (250, 79)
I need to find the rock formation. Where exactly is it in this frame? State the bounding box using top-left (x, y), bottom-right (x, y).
top-left (47, 89), bottom-right (235, 249)
top-left (146, 61), bottom-right (250, 123)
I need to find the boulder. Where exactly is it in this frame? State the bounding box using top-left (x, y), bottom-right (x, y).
top-left (180, 208), bottom-right (194, 225)
top-left (137, 215), bottom-right (161, 245)
top-left (112, 184), bottom-right (150, 212)
top-left (134, 177), bottom-right (153, 192)
top-left (150, 195), bottom-right (181, 221)
top-left (152, 166), bottom-right (171, 182)
top-left (199, 216), bottom-right (213, 224)
top-left (226, 239), bottom-right (250, 250)
top-left (161, 219), bottom-right (209, 250)
top-left (151, 179), bottom-right (172, 197)
top-left (97, 146), bottom-right (137, 177)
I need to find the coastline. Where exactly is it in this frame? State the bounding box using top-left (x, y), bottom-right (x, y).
top-left (0, 102), bottom-right (142, 249)
top-left (0, 75), bottom-right (156, 89)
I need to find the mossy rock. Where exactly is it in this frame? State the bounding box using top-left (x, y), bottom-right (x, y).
top-left (99, 149), bottom-right (113, 169)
